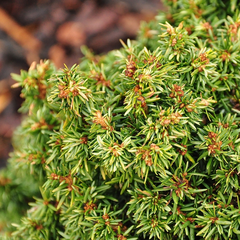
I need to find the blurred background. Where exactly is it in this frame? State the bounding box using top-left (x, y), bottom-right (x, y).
top-left (0, 0), bottom-right (164, 167)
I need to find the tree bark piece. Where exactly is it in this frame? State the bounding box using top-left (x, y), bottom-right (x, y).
top-left (0, 7), bottom-right (41, 63)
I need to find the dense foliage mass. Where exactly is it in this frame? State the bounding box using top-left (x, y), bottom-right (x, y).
top-left (1, 0), bottom-right (240, 239)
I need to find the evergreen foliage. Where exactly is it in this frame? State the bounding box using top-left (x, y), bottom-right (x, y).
top-left (1, 0), bottom-right (240, 239)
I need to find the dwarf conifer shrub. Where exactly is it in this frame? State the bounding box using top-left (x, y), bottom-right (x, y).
top-left (1, 0), bottom-right (240, 239)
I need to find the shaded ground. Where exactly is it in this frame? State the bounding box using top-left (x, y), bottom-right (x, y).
top-left (0, 0), bottom-right (164, 167)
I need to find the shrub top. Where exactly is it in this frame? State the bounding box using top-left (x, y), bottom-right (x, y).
top-left (1, 0), bottom-right (240, 239)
